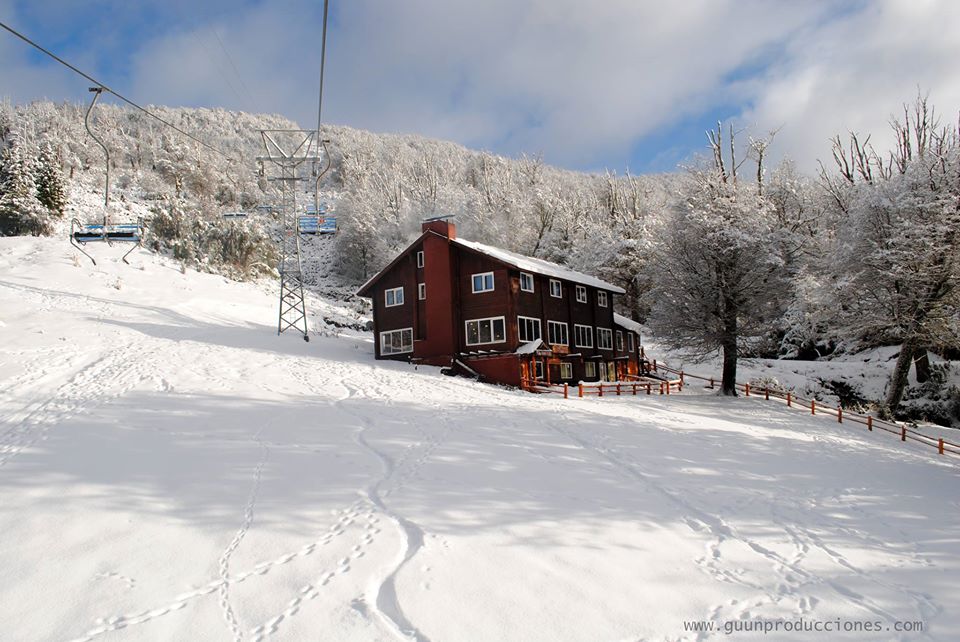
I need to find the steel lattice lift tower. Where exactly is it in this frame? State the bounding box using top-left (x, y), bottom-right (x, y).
top-left (257, 130), bottom-right (324, 341)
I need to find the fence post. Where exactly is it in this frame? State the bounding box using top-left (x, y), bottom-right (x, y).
top-left (616, 383), bottom-right (621, 396)
top-left (764, 388), bottom-right (769, 401)
top-left (901, 426), bottom-right (906, 442)
top-left (709, 377), bottom-right (714, 389)
top-left (653, 359), bottom-right (657, 372)
top-left (787, 392), bottom-right (792, 407)
top-left (939, 438), bottom-right (945, 455)
top-left (659, 382), bottom-right (664, 395)
top-left (578, 383), bottom-right (584, 398)
top-left (867, 415), bottom-right (873, 431)
top-left (680, 371), bottom-right (685, 385)
top-left (632, 383), bottom-right (637, 396)
top-left (837, 406), bottom-right (842, 423)
top-left (666, 381), bottom-right (671, 395)
top-left (811, 399), bottom-right (816, 415)
top-left (599, 383), bottom-right (604, 397)
top-left (646, 383), bottom-right (651, 395)
top-left (745, 383), bottom-right (750, 397)
top-left (563, 383), bottom-right (568, 399)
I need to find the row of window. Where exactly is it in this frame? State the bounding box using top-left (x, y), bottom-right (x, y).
top-left (380, 320), bottom-right (634, 355)
top-left (474, 270), bottom-right (609, 306)
top-left (387, 273), bottom-right (611, 307)
top-left (473, 315), bottom-right (634, 351)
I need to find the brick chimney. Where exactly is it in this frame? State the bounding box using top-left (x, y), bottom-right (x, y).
top-left (422, 218), bottom-right (456, 239)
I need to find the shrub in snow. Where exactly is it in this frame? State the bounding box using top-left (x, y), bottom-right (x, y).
top-left (148, 199), bottom-right (276, 280)
top-left (0, 135), bottom-right (52, 236)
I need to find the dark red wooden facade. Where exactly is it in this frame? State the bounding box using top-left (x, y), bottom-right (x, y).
top-left (357, 220), bottom-right (643, 388)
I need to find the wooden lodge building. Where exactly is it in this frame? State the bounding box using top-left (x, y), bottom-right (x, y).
top-left (357, 219), bottom-right (644, 388)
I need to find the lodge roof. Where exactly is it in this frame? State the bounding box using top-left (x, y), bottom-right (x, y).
top-left (356, 230), bottom-right (625, 296)
top-left (451, 238), bottom-right (626, 294)
top-left (613, 313), bottom-right (643, 334)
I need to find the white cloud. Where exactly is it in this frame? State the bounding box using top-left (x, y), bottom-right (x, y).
top-left (737, 0), bottom-right (960, 171)
top-left (3, 0), bottom-right (959, 173)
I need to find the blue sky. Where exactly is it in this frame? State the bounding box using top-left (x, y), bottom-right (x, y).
top-left (3, 0), bottom-right (960, 175)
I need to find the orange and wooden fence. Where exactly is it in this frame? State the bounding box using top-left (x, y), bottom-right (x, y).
top-left (647, 361), bottom-right (960, 461)
top-left (521, 377), bottom-right (683, 399)
top-left (521, 360), bottom-right (959, 461)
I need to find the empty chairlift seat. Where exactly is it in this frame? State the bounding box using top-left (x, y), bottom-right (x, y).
top-left (70, 217), bottom-right (145, 265)
top-left (298, 203), bottom-right (337, 236)
top-left (223, 211), bottom-right (248, 219)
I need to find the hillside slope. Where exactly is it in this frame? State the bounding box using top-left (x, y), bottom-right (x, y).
top-left (1, 236), bottom-right (958, 641)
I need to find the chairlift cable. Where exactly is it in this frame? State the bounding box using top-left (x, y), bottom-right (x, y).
top-left (0, 19), bottom-right (238, 163)
top-left (315, 0), bottom-right (329, 148)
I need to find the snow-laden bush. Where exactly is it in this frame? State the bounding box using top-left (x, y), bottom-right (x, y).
top-left (148, 199), bottom-right (276, 279)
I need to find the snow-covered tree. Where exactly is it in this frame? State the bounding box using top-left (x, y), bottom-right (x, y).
top-left (827, 96), bottom-right (960, 415)
top-left (648, 126), bottom-right (788, 395)
top-left (0, 134), bottom-right (50, 236)
top-left (34, 139), bottom-right (67, 217)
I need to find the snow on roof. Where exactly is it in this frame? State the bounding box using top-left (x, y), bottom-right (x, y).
top-left (613, 313), bottom-right (643, 334)
top-left (452, 238), bottom-right (625, 294)
top-left (515, 339), bottom-right (544, 355)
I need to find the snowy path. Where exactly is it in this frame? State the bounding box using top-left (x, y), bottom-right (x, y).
top-left (1, 237), bottom-right (958, 641)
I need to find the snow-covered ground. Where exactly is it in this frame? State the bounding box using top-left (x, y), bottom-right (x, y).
top-left (1, 236), bottom-right (958, 641)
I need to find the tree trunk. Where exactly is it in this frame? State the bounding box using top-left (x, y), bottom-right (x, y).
top-left (883, 343), bottom-right (917, 417)
top-left (721, 339), bottom-right (738, 396)
top-left (914, 349), bottom-right (931, 384)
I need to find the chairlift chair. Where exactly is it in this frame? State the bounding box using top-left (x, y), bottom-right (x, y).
top-left (223, 211), bottom-right (248, 219)
top-left (298, 202), bottom-right (337, 237)
top-left (70, 216), bottom-right (145, 265)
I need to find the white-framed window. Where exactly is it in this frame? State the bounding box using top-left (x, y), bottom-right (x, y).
top-left (416, 251), bottom-right (424, 268)
top-left (534, 360), bottom-right (544, 380)
top-left (584, 361), bottom-right (596, 378)
top-left (472, 272), bottom-right (495, 293)
top-left (517, 316), bottom-right (542, 342)
top-left (575, 285), bottom-right (587, 303)
top-left (597, 291), bottom-right (608, 307)
top-left (628, 333), bottom-right (635, 352)
top-left (547, 320), bottom-right (568, 346)
top-left (616, 330), bottom-right (624, 351)
top-left (574, 324), bottom-right (593, 348)
top-left (549, 279), bottom-right (562, 298)
top-left (465, 316), bottom-right (506, 346)
top-left (385, 287), bottom-right (404, 307)
top-left (520, 272), bottom-right (535, 293)
top-left (380, 328), bottom-right (413, 355)
top-left (597, 327), bottom-right (614, 350)
top-left (418, 282), bottom-right (426, 300)
top-left (560, 363), bottom-right (573, 380)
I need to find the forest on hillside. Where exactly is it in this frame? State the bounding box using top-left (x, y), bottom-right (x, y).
top-left (1, 96), bottom-right (958, 423)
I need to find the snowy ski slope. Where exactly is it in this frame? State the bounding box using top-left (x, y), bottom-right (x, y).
top-left (0, 237), bottom-right (958, 641)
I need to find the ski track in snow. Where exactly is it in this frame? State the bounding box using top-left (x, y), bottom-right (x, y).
top-left (217, 426), bottom-right (271, 642)
top-left (546, 400), bottom-right (942, 640)
top-left (0, 342), bottom-right (159, 469)
top-left (242, 363), bottom-right (447, 641)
